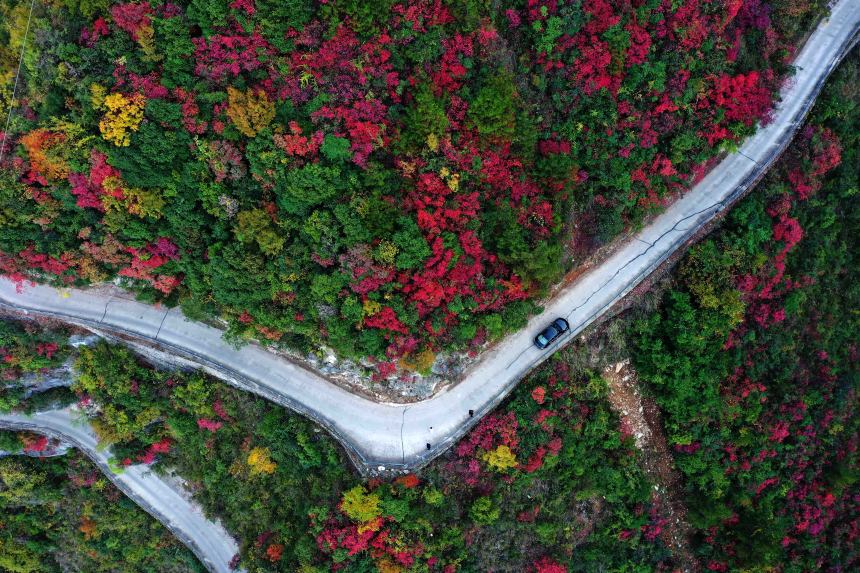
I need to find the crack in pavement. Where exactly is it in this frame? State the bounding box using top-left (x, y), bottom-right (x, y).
top-left (562, 198), bottom-right (723, 324)
top-left (562, 152), bottom-right (783, 336)
top-left (542, 28), bottom-right (860, 347)
top-left (737, 150), bottom-right (762, 166)
top-left (400, 406), bottom-right (409, 466)
top-left (155, 308), bottom-right (170, 340)
top-left (99, 298), bottom-right (112, 323)
top-left (563, 192), bottom-right (749, 340)
top-left (504, 194), bottom-right (730, 371)
top-left (545, 56), bottom-right (856, 351)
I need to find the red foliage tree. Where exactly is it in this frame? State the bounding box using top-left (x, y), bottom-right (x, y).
top-left (710, 71), bottom-right (773, 126)
top-left (110, 2), bottom-right (152, 41)
top-left (531, 556), bottom-right (567, 573)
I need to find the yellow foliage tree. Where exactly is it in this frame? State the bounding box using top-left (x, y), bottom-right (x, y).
top-left (98, 93), bottom-right (145, 146)
top-left (439, 167), bottom-right (460, 191)
top-left (1, 3), bottom-right (41, 104)
top-left (373, 240), bottom-right (399, 265)
top-left (117, 186), bottom-right (165, 218)
top-left (340, 485), bottom-right (381, 523)
top-left (90, 83), bottom-right (106, 109)
top-left (226, 87), bottom-right (275, 138)
top-left (136, 23), bottom-right (161, 63)
top-left (77, 256), bottom-right (108, 283)
top-left (0, 538), bottom-right (43, 573)
top-left (91, 404), bottom-right (161, 445)
top-left (0, 459), bottom-right (46, 505)
top-left (399, 348), bottom-right (436, 374)
top-left (47, 118), bottom-right (97, 159)
top-left (425, 133), bottom-right (439, 152)
top-left (481, 444), bottom-right (518, 472)
top-left (376, 558), bottom-right (405, 573)
top-left (247, 447), bottom-right (277, 476)
top-left (234, 209), bottom-right (284, 255)
top-left (100, 176), bottom-right (165, 220)
top-left (362, 299), bottom-right (382, 318)
top-left (0, 70), bottom-right (13, 116)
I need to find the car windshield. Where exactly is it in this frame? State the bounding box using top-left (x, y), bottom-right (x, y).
top-left (536, 334), bottom-right (548, 345)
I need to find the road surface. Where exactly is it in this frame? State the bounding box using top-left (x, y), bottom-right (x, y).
top-left (1, 0), bottom-right (858, 475)
top-left (0, 408), bottom-right (241, 573)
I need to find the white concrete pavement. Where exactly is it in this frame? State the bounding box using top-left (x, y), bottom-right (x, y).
top-left (1, 0), bottom-right (858, 475)
top-left (0, 407), bottom-right (241, 573)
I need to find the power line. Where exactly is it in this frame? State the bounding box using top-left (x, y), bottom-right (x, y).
top-left (0, 0), bottom-right (38, 165)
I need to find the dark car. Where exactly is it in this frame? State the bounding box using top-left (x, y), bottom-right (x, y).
top-left (533, 318), bottom-right (570, 350)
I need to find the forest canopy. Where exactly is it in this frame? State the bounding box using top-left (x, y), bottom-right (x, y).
top-left (0, 0), bottom-right (830, 367)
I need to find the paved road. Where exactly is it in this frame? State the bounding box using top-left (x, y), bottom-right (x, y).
top-left (1, 0), bottom-right (858, 475)
top-left (0, 408), bottom-right (241, 573)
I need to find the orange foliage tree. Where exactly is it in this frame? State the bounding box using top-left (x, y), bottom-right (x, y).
top-left (226, 87), bottom-right (275, 137)
top-left (19, 129), bottom-right (69, 182)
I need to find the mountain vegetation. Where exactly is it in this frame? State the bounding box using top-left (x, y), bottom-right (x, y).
top-left (0, 0), bottom-right (829, 371)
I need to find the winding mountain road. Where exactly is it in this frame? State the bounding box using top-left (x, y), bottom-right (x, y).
top-left (0, 407), bottom-right (241, 573)
top-left (1, 0), bottom-right (858, 475)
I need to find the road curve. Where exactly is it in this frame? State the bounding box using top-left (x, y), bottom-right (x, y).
top-left (0, 408), bottom-right (241, 573)
top-left (1, 0), bottom-right (858, 475)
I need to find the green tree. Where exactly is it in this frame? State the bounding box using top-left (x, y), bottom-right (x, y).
top-left (154, 17), bottom-right (195, 87)
top-left (467, 71), bottom-right (518, 141)
top-left (392, 217), bottom-right (431, 270)
top-left (469, 496), bottom-right (500, 525)
top-left (234, 209), bottom-right (285, 255)
top-left (276, 164), bottom-right (345, 216)
top-left (398, 82), bottom-right (449, 153)
top-left (320, 134), bottom-right (352, 163)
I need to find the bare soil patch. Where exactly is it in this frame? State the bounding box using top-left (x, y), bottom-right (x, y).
top-left (604, 360), bottom-right (699, 572)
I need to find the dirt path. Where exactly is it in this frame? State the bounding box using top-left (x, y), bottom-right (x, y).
top-left (604, 361), bottom-right (699, 572)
